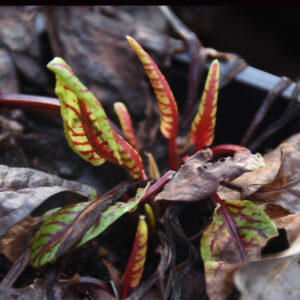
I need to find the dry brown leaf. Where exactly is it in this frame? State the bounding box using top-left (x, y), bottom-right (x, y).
top-left (50, 7), bottom-right (150, 119)
top-left (235, 253), bottom-right (300, 300)
top-left (0, 215), bottom-right (42, 262)
top-left (155, 149), bottom-right (264, 202)
top-left (275, 213), bottom-right (300, 245)
top-left (232, 133), bottom-right (300, 198)
top-left (0, 164), bottom-right (93, 240)
top-left (250, 142), bottom-right (300, 213)
top-left (234, 236), bottom-right (300, 300)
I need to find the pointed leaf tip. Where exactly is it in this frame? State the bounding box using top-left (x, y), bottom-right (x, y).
top-left (191, 59), bottom-right (220, 151)
top-left (114, 101), bottom-right (139, 151)
top-left (122, 214), bottom-right (148, 298)
top-left (126, 36), bottom-right (178, 140)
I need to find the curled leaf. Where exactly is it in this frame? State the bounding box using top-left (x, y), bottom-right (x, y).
top-left (114, 101), bottom-right (139, 151)
top-left (113, 131), bottom-right (146, 180)
top-left (126, 36), bottom-right (178, 140)
top-left (144, 151), bottom-right (160, 180)
top-left (0, 164), bottom-right (93, 240)
top-left (155, 149), bottom-right (265, 202)
top-left (122, 215), bottom-right (148, 299)
top-left (191, 59), bottom-right (220, 151)
top-left (47, 57), bottom-right (121, 165)
top-left (48, 57), bottom-right (145, 180)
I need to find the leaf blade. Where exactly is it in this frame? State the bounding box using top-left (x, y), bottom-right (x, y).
top-left (200, 198), bottom-right (278, 300)
top-left (114, 102), bottom-right (139, 151)
top-left (191, 59), bottom-right (220, 151)
top-left (47, 57), bottom-right (121, 165)
top-left (122, 215), bottom-right (148, 299)
top-left (77, 182), bottom-right (150, 248)
top-left (126, 36), bottom-right (178, 140)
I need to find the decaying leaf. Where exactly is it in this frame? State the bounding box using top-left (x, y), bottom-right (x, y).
top-left (250, 142), bottom-right (300, 213)
top-left (201, 198), bottom-right (278, 300)
top-left (232, 132), bottom-right (300, 198)
top-left (0, 276), bottom-right (115, 300)
top-left (155, 149), bottom-right (265, 202)
top-left (274, 213), bottom-right (300, 245)
top-left (234, 236), bottom-right (300, 300)
top-left (0, 164), bottom-right (93, 240)
top-left (0, 215), bottom-right (42, 262)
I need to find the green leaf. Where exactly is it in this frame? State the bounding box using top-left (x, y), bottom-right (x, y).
top-left (200, 198), bottom-right (278, 300)
top-left (47, 57), bottom-right (121, 166)
top-left (30, 183), bottom-right (150, 267)
top-left (30, 201), bottom-right (90, 267)
top-left (77, 182), bottom-right (150, 248)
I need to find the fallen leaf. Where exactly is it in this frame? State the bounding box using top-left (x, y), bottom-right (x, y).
top-left (0, 164), bottom-right (94, 240)
top-left (0, 215), bottom-right (42, 262)
top-left (250, 142), bottom-right (300, 213)
top-left (49, 7), bottom-right (150, 119)
top-left (0, 277), bottom-right (115, 300)
top-left (234, 236), bottom-right (300, 300)
top-left (274, 213), bottom-right (300, 245)
top-left (155, 149), bottom-right (265, 202)
top-left (232, 132), bottom-right (300, 198)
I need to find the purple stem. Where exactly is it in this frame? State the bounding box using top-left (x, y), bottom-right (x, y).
top-left (210, 193), bottom-right (247, 263)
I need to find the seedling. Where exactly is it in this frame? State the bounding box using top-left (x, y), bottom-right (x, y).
top-left (0, 35), bottom-right (278, 299)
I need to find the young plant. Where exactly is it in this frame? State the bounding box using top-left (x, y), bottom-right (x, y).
top-left (191, 59), bottom-right (219, 152)
top-left (114, 101), bottom-right (140, 152)
top-left (47, 57), bottom-right (146, 180)
top-left (122, 215), bottom-right (148, 299)
top-left (0, 34), bottom-right (280, 299)
top-left (126, 36), bottom-right (180, 171)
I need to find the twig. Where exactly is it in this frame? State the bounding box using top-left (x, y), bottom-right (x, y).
top-left (241, 77), bottom-right (292, 146)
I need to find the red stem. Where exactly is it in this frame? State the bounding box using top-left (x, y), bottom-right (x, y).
top-left (211, 144), bottom-right (248, 158)
top-left (0, 93), bottom-right (60, 114)
top-left (168, 136), bottom-right (180, 171)
top-left (210, 193), bottom-right (247, 263)
top-left (121, 280), bottom-right (130, 299)
top-left (140, 170), bottom-right (175, 203)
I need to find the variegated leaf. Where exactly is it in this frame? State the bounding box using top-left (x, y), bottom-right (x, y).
top-left (114, 102), bottom-right (139, 151)
top-left (77, 182), bottom-right (150, 248)
top-left (126, 36), bottom-right (178, 140)
top-left (122, 215), bottom-right (148, 299)
top-left (191, 59), bottom-right (220, 151)
top-left (30, 201), bottom-right (90, 267)
top-left (47, 57), bottom-right (121, 165)
top-left (30, 183), bottom-right (149, 267)
top-left (48, 58), bottom-right (146, 180)
top-left (113, 131), bottom-right (146, 180)
top-left (200, 197), bottom-right (278, 300)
